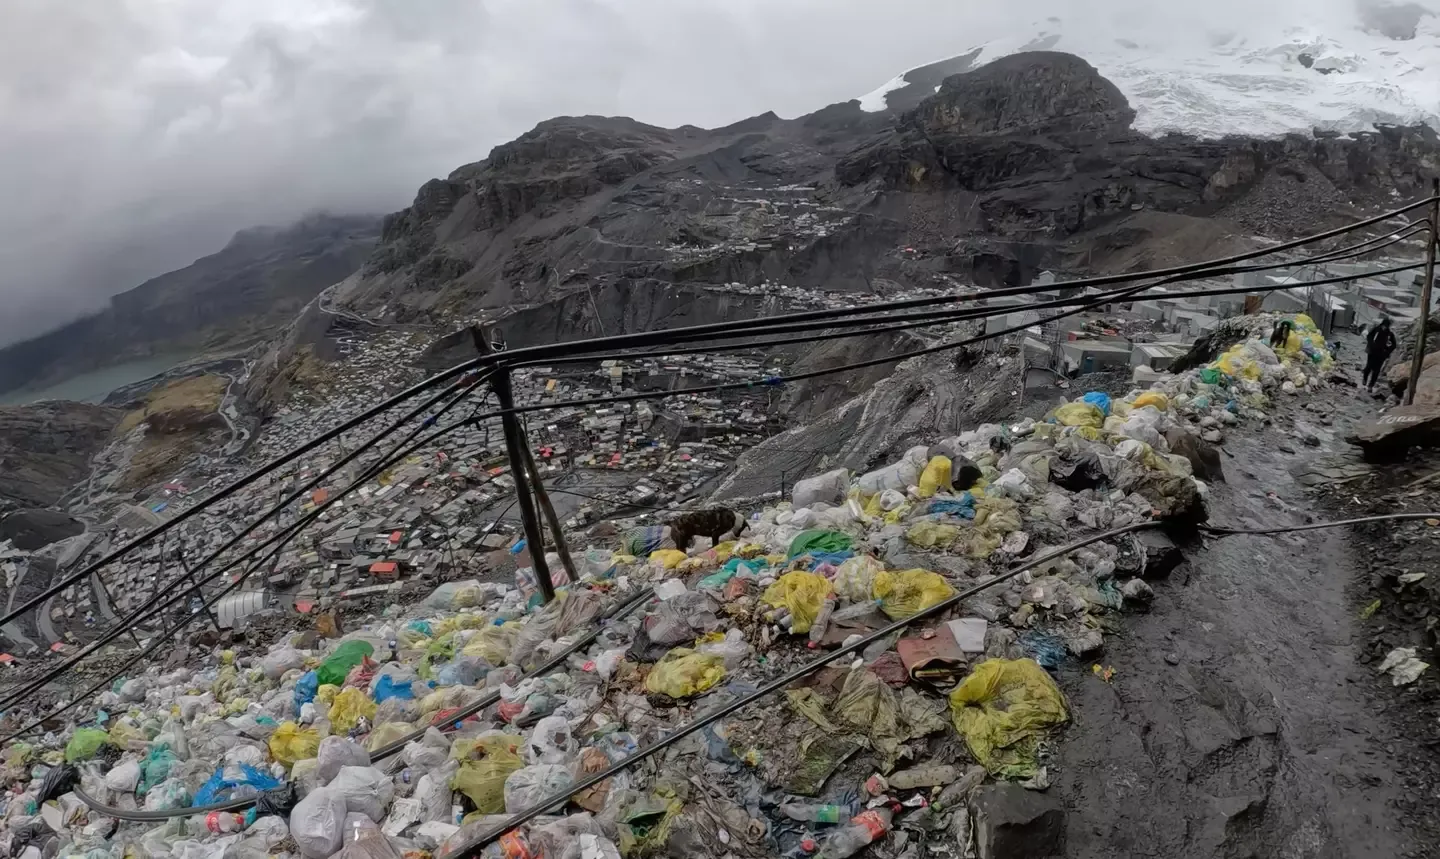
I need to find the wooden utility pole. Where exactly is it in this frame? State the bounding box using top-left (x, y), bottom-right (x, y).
top-left (1405, 178), bottom-right (1440, 405)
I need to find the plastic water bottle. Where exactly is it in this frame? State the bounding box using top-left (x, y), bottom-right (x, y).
top-left (780, 802), bottom-right (849, 824)
top-left (808, 599), bottom-right (836, 644)
top-left (831, 600), bottom-right (882, 622)
top-left (818, 808), bottom-right (892, 858)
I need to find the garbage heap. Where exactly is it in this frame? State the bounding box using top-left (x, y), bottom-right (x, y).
top-left (0, 317), bottom-right (1332, 859)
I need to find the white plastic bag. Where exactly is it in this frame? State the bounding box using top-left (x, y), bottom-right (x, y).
top-left (104, 759), bottom-right (141, 793)
top-left (291, 787), bottom-right (347, 858)
top-left (503, 765), bottom-right (573, 814)
top-left (330, 766), bottom-right (395, 822)
top-left (792, 469), bottom-right (850, 509)
top-left (856, 447), bottom-right (929, 494)
top-left (263, 646), bottom-right (305, 681)
top-left (524, 716), bottom-right (577, 766)
top-left (318, 736), bottom-right (373, 784)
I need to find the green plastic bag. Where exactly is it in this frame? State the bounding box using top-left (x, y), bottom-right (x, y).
top-left (787, 530), bottom-right (853, 558)
top-left (64, 727), bottom-right (109, 762)
top-left (949, 658), bottom-right (1068, 778)
top-left (137, 744), bottom-right (177, 795)
top-left (316, 640), bottom-right (374, 687)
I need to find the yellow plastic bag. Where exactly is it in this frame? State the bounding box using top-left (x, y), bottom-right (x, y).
top-left (1212, 346), bottom-right (1261, 380)
top-left (451, 736), bottom-right (523, 814)
top-left (649, 549), bottom-right (689, 570)
top-left (906, 520), bottom-right (959, 549)
top-left (107, 719), bottom-right (148, 751)
top-left (761, 572), bottom-right (834, 634)
top-left (917, 456), bottom-right (953, 499)
top-left (329, 687), bottom-right (376, 733)
top-left (644, 648), bottom-right (726, 698)
top-left (462, 622), bottom-right (519, 665)
top-left (873, 569), bottom-right (956, 619)
top-left (365, 722), bottom-right (413, 752)
top-left (315, 684), bottom-right (340, 705)
top-left (833, 555), bottom-right (885, 602)
top-left (268, 722), bottom-right (320, 767)
top-left (1132, 391), bottom-right (1169, 411)
top-left (949, 659), bottom-right (1068, 778)
top-left (1053, 402), bottom-right (1104, 429)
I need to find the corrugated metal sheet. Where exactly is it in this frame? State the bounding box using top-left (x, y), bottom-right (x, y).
top-left (216, 590), bottom-right (268, 629)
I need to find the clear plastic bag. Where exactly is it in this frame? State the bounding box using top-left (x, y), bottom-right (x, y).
top-left (503, 764), bottom-right (574, 814)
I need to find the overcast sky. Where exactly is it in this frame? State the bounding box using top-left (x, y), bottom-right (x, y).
top-left (0, 0), bottom-right (1425, 346)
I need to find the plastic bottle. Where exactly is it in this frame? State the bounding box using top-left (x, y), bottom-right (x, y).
top-left (818, 808), bottom-right (892, 858)
top-left (887, 764), bottom-right (959, 790)
top-left (205, 812), bottom-right (245, 834)
top-left (808, 599), bottom-right (836, 644)
top-left (779, 802), bottom-right (850, 824)
top-left (830, 600), bottom-right (882, 622)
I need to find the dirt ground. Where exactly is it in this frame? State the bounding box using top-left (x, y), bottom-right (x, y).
top-left (1052, 342), bottom-right (1440, 858)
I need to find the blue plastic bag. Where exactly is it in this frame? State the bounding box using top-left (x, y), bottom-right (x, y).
top-left (372, 675), bottom-right (415, 703)
top-left (193, 764), bottom-right (281, 806)
top-left (293, 670), bottom-right (319, 714)
top-left (1081, 392), bottom-right (1112, 417)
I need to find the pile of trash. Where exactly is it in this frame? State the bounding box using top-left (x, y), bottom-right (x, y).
top-left (0, 318), bottom-right (1332, 859)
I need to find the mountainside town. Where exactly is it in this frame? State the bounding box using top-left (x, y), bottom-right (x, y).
top-left (3, 38), bottom-right (1440, 859)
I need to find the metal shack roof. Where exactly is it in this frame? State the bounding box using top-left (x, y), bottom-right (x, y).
top-left (216, 590), bottom-right (268, 629)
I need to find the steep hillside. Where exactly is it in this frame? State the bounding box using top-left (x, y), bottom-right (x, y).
top-left (328, 51), bottom-right (1439, 335)
top-left (0, 214), bottom-right (381, 398)
top-left (0, 401), bottom-right (121, 511)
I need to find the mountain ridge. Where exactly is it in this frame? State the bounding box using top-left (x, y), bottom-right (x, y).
top-left (322, 50), bottom-right (1439, 338)
top-left (0, 213), bottom-right (382, 398)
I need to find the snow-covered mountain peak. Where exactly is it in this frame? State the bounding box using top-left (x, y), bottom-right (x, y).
top-left (860, 6), bottom-right (1440, 139)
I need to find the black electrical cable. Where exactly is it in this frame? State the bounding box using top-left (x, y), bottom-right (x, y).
top-left (453, 509), bottom-right (1440, 853)
top-left (17, 206), bottom-right (1430, 707)
top-left (19, 195), bottom-right (1431, 625)
top-left (0, 375), bottom-right (496, 713)
top-left (0, 396), bottom-right (493, 736)
top-left (0, 370), bottom-right (495, 632)
top-left (485, 195), bottom-right (1438, 366)
top-left (480, 259), bottom-right (1429, 424)
top-left (35, 219), bottom-right (1424, 701)
top-left (366, 583), bottom-right (658, 761)
top-left (520, 219), bottom-right (1432, 369)
top-left (69, 584), bottom-right (658, 821)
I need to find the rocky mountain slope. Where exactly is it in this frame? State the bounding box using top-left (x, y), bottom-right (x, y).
top-left (0, 214), bottom-right (381, 399)
top-left (0, 402), bottom-right (121, 511)
top-left (326, 51), bottom-right (1439, 345)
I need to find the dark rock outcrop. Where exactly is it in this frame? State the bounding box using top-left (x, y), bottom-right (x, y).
top-left (0, 214), bottom-right (381, 399)
top-left (0, 509), bottom-right (84, 551)
top-left (331, 51), bottom-right (1439, 337)
top-left (0, 402), bottom-right (121, 510)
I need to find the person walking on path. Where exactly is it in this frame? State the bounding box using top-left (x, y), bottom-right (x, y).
top-left (1364, 318), bottom-right (1398, 391)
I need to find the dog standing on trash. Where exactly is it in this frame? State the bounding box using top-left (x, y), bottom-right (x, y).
top-left (665, 507), bottom-right (748, 552)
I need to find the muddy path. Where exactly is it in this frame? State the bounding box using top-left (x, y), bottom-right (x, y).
top-left (1052, 375), bottom-right (1423, 858)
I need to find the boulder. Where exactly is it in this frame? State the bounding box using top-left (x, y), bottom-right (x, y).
top-left (969, 784), bottom-right (1065, 859)
top-left (1137, 530), bottom-right (1183, 579)
top-left (1347, 404), bottom-right (1440, 460)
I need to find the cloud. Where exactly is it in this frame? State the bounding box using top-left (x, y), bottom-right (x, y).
top-left (0, 0), bottom-right (1430, 347)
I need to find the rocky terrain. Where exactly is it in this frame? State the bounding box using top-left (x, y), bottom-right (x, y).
top-left (323, 50), bottom-right (1437, 343)
top-left (0, 214), bottom-right (381, 399)
top-left (0, 402), bottom-right (121, 511)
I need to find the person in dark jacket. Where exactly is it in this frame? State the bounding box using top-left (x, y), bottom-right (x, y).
top-left (1364, 318), bottom-right (1398, 391)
